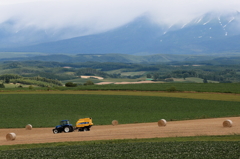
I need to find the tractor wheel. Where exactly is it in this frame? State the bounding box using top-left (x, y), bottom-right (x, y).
top-left (83, 127), bottom-right (88, 131)
top-left (53, 129), bottom-right (59, 134)
top-left (69, 126), bottom-right (74, 132)
top-left (78, 128), bottom-right (83, 132)
top-left (64, 126), bottom-right (70, 133)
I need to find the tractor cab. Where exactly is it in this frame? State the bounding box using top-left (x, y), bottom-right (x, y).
top-left (60, 120), bottom-right (70, 126)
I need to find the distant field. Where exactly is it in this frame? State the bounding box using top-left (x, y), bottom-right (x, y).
top-left (1, 140), bottom-right (239, 158)
top-left (120, 71), bottom-right (146, 76)
top-left (0, 52), bottom-right (46, 58)
top-left (54, 83), bottom-right (240, 94)
top-left (1, 93), bottom-right (240, 128)
top-left (62, 77), bottom-right (102, 84)
top-left (178, 77), bottom-right (218, 83)
top-left (4, 84), bottom-right (34, 88)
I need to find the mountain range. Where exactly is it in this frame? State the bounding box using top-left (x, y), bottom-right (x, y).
top-left (1, 11), bottom-right (240, 55)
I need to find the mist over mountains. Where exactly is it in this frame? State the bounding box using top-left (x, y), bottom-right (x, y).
top-left (1, 11), bottom-right (240, 55)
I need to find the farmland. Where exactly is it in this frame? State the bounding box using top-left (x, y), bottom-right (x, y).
top-left (1, 141), bottom-right (240, 159)
top-left (0, 93), bottom-right (240, 128)
top-left (0, 89), bottom-right (240, 158)
top-left (48, 83), bottom-right (240, 94)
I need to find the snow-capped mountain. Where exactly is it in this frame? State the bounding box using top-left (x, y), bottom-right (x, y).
top-left (1, 11), bottom-right (240, 55)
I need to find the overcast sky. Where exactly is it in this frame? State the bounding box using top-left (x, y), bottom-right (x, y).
top-left (1, 0), bottom-right (240, 36)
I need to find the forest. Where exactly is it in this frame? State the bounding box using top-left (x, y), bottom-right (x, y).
top-left (0, 58), bottom-right (240, 86)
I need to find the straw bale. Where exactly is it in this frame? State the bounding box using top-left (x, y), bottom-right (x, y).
top-left (223, 120), bottom-right (232, 127)
top-left (25, 124), bottom-right (32, 130)
top-left (6, 133), bottom-right (16, 141)
top-left (158, 119), bottom-right (167, 126)
top-left (112, 120), bottom-right (118, 126)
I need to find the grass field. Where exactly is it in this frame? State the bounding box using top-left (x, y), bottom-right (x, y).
top-left (182, 77), bottom-right (218, 83)
top-left (1, 83), bottom-right (240, 93)
top-left (120, 71), bottom-right (146, 76)
top-left (0, 93), bottom-right (240, 128)
top-left (47, 83), bottom-right (240, 94)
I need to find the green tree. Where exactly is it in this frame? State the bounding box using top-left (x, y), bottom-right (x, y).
top-left (183, 73), bottom-right (189, 80)
top-left (84, 80), bottom-right (94, 86)
top-left (5, 78), bottom-right (10, 83)
top-left (166, 86), bottom-right (177, 92)
top-left (153, 73), bottom-right (160, 80)
top-left (146, 74), bottom-right (152, 78)
top-left (203, 78), bottom-right (208, 83)
top-left (0, 83), bottom-right (5, 88)
top-left (65, 82), bottom-right (77, 87)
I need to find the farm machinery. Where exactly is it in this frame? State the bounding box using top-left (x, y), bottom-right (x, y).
top-left (52, 118), bottom-right (93, 134)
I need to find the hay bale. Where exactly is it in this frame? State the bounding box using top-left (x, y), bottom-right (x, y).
top-left (158, 119), bottom-right (167, 127)
top-left (25, 124), bottom-right (32, 130)
top-left (112, 120), bottom-right (118, 126)
top-left (6, 133), bottom-right (16, 141)
top-left (223, 120), bottom-right (232, 127)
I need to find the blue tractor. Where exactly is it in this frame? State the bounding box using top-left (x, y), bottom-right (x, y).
top-left (52, 120), bottom-right (74, 134)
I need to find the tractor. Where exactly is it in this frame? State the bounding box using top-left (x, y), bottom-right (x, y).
top-left (52, 120), bottom-right (74, 134)
top-left (53, 118), bottom-right (93, 134)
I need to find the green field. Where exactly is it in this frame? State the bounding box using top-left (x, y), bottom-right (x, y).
top-left (1, 93), bottom-right (240, 128)
top-left (46, 83), bottom-right (240, 94)
top-left (1, 140), bottom-right (240, 158)
top-left (1, 83), bottom-right (240, 93)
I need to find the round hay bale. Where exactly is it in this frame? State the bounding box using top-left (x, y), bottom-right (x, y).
top-left (25, 124), bottom-right (32, 130)
top-left (112, 120), bottom-right (118, 126)
top-left (158, 119), bottom-right (167, 127)
top-left (6, 133), bottom-right (16, 141)
top-left (223, 120), bottom-right (232, 127)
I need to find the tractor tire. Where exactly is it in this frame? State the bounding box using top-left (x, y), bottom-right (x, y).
top-left (78, 128), bottom-right (83, 132)
top-left (53, 129), bottom-right (59, 134)
top-left (69, 126), bottom-right (74, 132)
top-left (64, 126), bottom-right (70, 133)
top-left (83, 127), bottom-right (88, 131)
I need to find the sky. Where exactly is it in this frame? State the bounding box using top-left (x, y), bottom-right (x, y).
top-left (1, 0), bottom-right (240, 37)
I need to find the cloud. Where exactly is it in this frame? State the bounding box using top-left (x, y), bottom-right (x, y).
top-left (0, 0), bottom-right (240, 38)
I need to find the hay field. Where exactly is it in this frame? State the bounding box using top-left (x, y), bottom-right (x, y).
top-left (1, 91), bottom-right (240, 158)
top-left (1, 117), bottom-right (240, 158)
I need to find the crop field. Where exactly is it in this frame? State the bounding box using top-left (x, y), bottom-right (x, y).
top-left (0, 93), bottom-right (240, 128)
top-left (1, 141), bottom-right (240, 158)
top-left (54, 83), bottom-right (240, 94)
top-left (120, 71), bottom-right (146, 76)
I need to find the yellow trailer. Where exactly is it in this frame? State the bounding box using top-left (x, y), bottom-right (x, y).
top-left (75, 118), bottom-right (93, 131)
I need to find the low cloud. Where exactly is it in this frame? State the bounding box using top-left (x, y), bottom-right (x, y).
top-left (0, 0), bottom-right (240, 37)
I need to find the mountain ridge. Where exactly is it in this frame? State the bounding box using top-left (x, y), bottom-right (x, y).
top-left (1, 11), bottom-right (240, 55)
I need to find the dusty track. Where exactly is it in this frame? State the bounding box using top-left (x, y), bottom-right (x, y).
top-left (1, 117), bottom-right (240, 146)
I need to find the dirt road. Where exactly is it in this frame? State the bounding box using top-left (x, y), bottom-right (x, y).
top-left (1, 117), bottom-right (240, 146)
